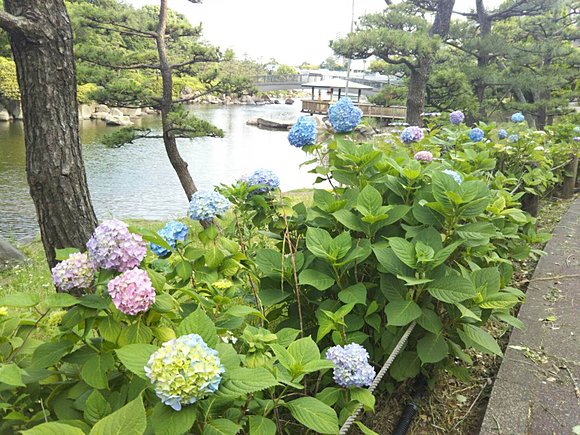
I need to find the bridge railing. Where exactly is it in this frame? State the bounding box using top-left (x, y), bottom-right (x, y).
top-left (254, 74), bottom-right (310, 84)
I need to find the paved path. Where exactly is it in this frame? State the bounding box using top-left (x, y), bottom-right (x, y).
top-left (480, 196), bottom-right (580, 434)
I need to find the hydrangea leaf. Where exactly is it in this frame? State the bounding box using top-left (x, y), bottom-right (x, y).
top-left (248, 415), bottom-right (276, 435)
top-left (150, 402), bottom-right (196, 435)
top-left (89, 395), bottom-right (146, 435)
top-left (219, 368), bottom-right (278, 396)
top-left (286, 397), bottom-right (339, 435)
top-left (116, 344), bottom-right (157, 379)
top-left (22, 422), bottom-right (85, 435)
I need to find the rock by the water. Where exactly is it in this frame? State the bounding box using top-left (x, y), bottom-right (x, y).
top-left (0, 236), bottom-right (26, 269)
top-left (274, 99), bottom-right (280, 104)
top-left (7, 101), bottom-right (23, 120)
top-left (79, 104), bottom-right (93, 120)
top-left (0, 110), bottom-right (10, 121)
top-left (95, 104), bottom-right (110, 114)
top-left (109, 108), bottom-right (123, 117)
top-left (120, 108), bottom-right (142, 117)
top-left (246, 118), bottom-right (259, 126)
top-left (144, 107), bottom-right (158, 115)
top-left (105, 115), bottom-right (133, 127)
top-left (285, 98), bottom-right (294, 105)
top-left (256, 118), bottom-right (294, 130)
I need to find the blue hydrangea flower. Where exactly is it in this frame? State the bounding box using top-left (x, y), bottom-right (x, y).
top-left (288, 116), bottom-right (317, 147)
top-left (469, 128), bottom-right (484, 142)
top-left (507, 134), bottom-right (519, 143)
top-left (246, 168), bottom-right (280, 193)
top-left (573, 136), bottom-right (580, 142)
top-left (145, 334), bottom-right (224, 411)
top-left (328, 97), bottom-right (363, 133)
top-left (326, 343), bottom-right (376, 388)
top-left (188, 191), bottom-right (231, 222)
top-left (511, 112), bottom-right (525, 123)
top-left (150, 221), bottom-right (189, 257)
top-left (400, 126), bottom-right (424, 144)
top-left (498, 129), bottom-right (508, 140)
top-left (449, 110), bottom-right (465, 125)
top-left (442, 169), bottom-right (463, 185)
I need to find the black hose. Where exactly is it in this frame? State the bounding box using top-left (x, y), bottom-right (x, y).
top-left (391, 375), bottom-right (428, 435)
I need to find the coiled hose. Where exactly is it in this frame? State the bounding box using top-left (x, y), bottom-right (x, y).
top-left (391, 375), bottom-right (428, 435)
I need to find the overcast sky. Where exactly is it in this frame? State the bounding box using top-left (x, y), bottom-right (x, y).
top-left (127, 0), bottom-right (504, 66)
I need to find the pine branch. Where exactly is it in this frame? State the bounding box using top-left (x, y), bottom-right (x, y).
top-left (82, 58), bottom-right (160, 70)
top-left (170, 55), bottom-right (219, 69)
top-left (0, 10), bottom-right (37, 36)
top-left (83, 18), bottom-right (156, 38)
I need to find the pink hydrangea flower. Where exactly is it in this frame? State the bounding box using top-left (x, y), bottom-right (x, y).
top-left (107, 268), bottom-right (155, 315)
top-left (414, 151), bottom-right (433, 162)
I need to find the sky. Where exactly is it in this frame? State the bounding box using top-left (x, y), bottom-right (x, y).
top-left (127, 0), bottom-right (504, 66)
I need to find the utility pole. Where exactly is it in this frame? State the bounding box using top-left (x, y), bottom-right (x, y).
top-left (345, 0), bottom-right (355, 98)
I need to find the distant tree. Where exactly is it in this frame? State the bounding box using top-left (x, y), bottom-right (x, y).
top-left (0, 0), bottom-right (97, 268)
top-left (331, 0), bottom-right (455, 125)
top-left (299, 61), bottom-right (319, 70)
top-left (274, 64), bottom-right (297, 78)
top-left (320, 56), bottom-right (347, 71)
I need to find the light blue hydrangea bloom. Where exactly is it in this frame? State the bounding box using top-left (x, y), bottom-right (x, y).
top-left (400, 126), bottom-right (424, 144)
top-left (469, 128), bottom-right (484, 142)
top-left (449, 110), bottom-right (465, 125)
top-left (150, 221), bottom-right (189, 257)
top-left (507, 134), bottom-right (519, 143)
top-left (188, 191), bottom-right (231, 222)
top-left (574, 137), bottom-right (580, 142)
top-left (328, 97), bottom-right (363, 133)
top-left (498, 129), bottom-right (508, 139)
top-left (288, 116), bottom-right (317, 147)
top-left (442, 169), bottom-right (463, 185)
top-left (326, 343), bottom-right (376, 388)
top-left (145, 334), bottom-right (224, 411)
top-left (247, 168), bottom-right (280, 193)
top-left (511, 112), bottom-right (525, 123)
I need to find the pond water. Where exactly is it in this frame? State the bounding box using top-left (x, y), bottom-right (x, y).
top-left (0, 103), bottom-right (316, 241)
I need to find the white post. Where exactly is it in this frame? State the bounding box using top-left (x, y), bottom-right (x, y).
top-left (345, 0), bottom-right (355, 99)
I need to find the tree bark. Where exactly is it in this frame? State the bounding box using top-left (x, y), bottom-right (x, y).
top-left (3, 0), bottom-right (97, 269)
top-left (406, 61), bottom-right (430, 125)
top-left (156, 0), bottom-right (198, 201)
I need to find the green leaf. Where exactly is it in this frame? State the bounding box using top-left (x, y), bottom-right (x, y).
top-left (22, 422), bottom-right (85, 435)
top-left (116, 344), bottom-right (157, 379)
top-left (338, 283), bottom-right (367, 306)
top-left (287, 337), bottom-right (320, 366)
top-left (55, 247), bottom-right (81, 261)
top-left (0, 293), bottom-right (39, 307)
top-left (118, 321), bottom-right (153, 346)
top-left (356, 185), bottom-right (383, 217)
top-left (427, 276), bottom-right (476, 303)
top-left (430, 241), bottom-right (462, 268)
top-left (30, 341), bottom-right (73, 368)
top-left (223, 305), bottom-right (265, 320)
top-left (0, 363), bottom-right (25, 387)
top-left (147, 268), bottom-right (167, 292)
top-left (306, 227), bottom-right (333, 259)
top-left (90, 395), bottom-right (147, 435)
top-left (316, 387), bottom-right (341, 406)
top-left (44, 293), bottom-right (79, 308)
top-left (299, 269), bottom-right (335, 291)
top-left (478, 293), bottom-right (519, 309)
top-left (255, 249), bottom-right (282, 277)
top-left (385, 300), bottom-right (422, 326)
top-left (215, 343), bottom-right (240, 371)
top-left (354, 422), bottom-right (380, 435)
top-left (390, 351), bottom-right (421, 381)
top-left (84, 390), bottom-right (112, 424)
top-left (177, 308), bottom-right (219, 348)
top-left (176, 260), bottom-right (193, 281)
top-left (455, 303), bottom-right (482, 321)
top-left (152, 293), bottom-right (177, 313)
top-left (270, 344), bottom-right (296, 371)
top-left (461, 324), bottom-right (502, 356)
top-left (205, 245), bottom-right (225, 268)
top-left (351, 388), bottom-right (376, 411)
top-left (286, 397), bottom-right (339, 434)
top-left (202, 419), bottom-right (241, 435)
top-left (248, 415), bottom-right (276, 435)
top-left (388, 237), bottom-right (416, 268)
top-left (130, 226), bottom-right (174, 253)
top-left (372, 243), bottom-right (413, 277)
top-left (220, 368), bottom-right (278, 396)
top-left (471, 267), bottom-right (501, 297)
top-left (417, 309), bottom-right (443, 334)
top-left (417, 333), bottom-right (448, 363)
top-left (329, 232), bottom-right (352, 262)
top-left (150, 402), bottom-right (196, 435)
top-left (81, 353), bottom-right (115, 389)
top-left (333, 209), bottom-right (366, 232)
top-left (494, 312), bottom-right (525, 330)
top-left (98, 317), bottom-right (122, 343)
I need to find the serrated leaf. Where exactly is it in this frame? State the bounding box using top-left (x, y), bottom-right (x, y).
top-left (417, 333), bottom-right (448, 363)
top-left (30, 341), bottom-right (73, 368)
top-left (118, 322), bottom-right (153, 346)
top-left (478, 293), bottom-right (519, 309)
top-left (385, 300), bottom-right (422, 326)
top-left (177, 308), bottom-right (218, 348)
top-left (372, 243), bottom-right (413, 277)
top-left (98, 317), bottom-right (122, 343)
top-left (22, 422), bottom-right (85, 435)
top-left (461, 324), bottom-right (502, 356)
top-left (388, 237), bottom-right (416, 268)
top-left (0, 363), bottom-right (25, 387)
top-left (202, 419), bottom-right (241, 435)
top-left (84, 390), bottom-right (112, 424)
top-left (287, 397), bottom-right (339, 434)
top-left (0, 293), bottom-right (39, 307)
top-left (306, 227), bottom-right (333, 259)
top-left (338, 283), bottom-right (367, 305)
top-left (354, 421), bottom-right (380, 435)
top-left (150, 402), bottom-right (196, 435)
top-left (417, 309), bottom-right (443, 334)
top-left (299, 269), bottom-right (335, 291)
top-left (248, 415), bottom-right (276, 435)
top-left (351, 388), bottom-right (376, 411)
top-left (220, 368), bottom-right (278, 396)
top-left (455, 303), bottom-right (482, 321)
top-left (90, 395), bottom-right (146, 435)
top-left (81, 353), bottom-right (115, 389)
top-left (116, 344), bottom-right (157, 379)
top-left (427, 276), bottom-right (476, 303)
top-left (44, 293), bottom-right (79, 308)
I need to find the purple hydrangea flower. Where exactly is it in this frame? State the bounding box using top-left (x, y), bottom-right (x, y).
top-left (288, 116), bottom-right (317, 147)
top-left (400, 126), bottom-right (424, 144)
top-left (150, 221), bottom-right (189, 258)
top-left (511, 112), bottom-right (525, 123)
top-left (573, 137), bottom-right (580, 142)
top-left (469, 128), bottom-right (484, 142)
top-left (87, 220), bottom-right (146, 272)
top-left (51, 252), bottom-right (96, 293)
top-left (414, 151), bottom-right (433, 162)
top-left (328, 97), bottom-right (363, 133)
top-left (326, 343), bottom-right (376, 388)
top-left (498, 129), bottom-right (508, 140)
top-left (107, 268), bottom-right (155, 315)
top-left (188, 191), bottom-right (231, 222)
top-left (508, 134), bottom-right (519, 143)
top-left (442, 169), bottom-right (463, 185)
top-left (449, 110), bottom-right (465, 125)
top-left (247, 168), bottom-right (280, 193)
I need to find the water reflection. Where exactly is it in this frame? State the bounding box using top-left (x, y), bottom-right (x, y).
top-left (0, 102), bottom-right (315, 241)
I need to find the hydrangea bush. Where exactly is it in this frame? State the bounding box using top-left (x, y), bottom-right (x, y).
top-left (288, 115), bottom-right (317, 147)
top-left (328, 97), bottom-right (363, 133)
top-left (1, 109), bottom-right (577, 434)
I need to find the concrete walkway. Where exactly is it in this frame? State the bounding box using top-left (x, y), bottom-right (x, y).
top-left (480, 197), bottom-right (580, 434)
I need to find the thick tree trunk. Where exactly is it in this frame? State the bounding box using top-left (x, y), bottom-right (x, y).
top-left (156, 0), bottom-right (197, 201)
top-left (3, 0), bottom-right (97, 269)
top-left (474, 0), bottom-right (492, 120)
top-left (406, 62), bottom-right (430, 125)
